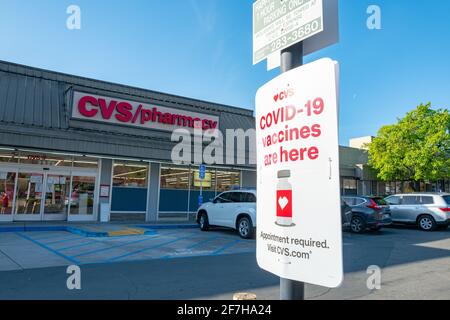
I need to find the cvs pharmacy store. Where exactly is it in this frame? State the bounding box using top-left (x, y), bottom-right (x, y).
top-left (0, 61), bottom-right (256, 223)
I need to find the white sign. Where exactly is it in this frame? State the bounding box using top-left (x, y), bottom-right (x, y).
top-left (47, 176), bottom-right (58, 185)
top-left (253, 0), bottom-right (324, 65)
top-left (30, 175), bottom-right (43, 184)
top-left (72, 92), bottom-right (220, 133)
top-left (255, 58), bottom-right (342, 287)
top-left (266, 0), bottom-right (339, 71)
top-left (100, 185), bottom-right (110, 198)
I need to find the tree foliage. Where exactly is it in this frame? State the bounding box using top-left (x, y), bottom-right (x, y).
top-left (368, 103), bottom-right (450, 182)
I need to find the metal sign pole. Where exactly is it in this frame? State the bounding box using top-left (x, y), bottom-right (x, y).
top-left (279, 41), bottom-right (305, 301)
top-left (200, 180), bottom-right (203, 202)
top-left (199, 165), bottom-right (205, 207)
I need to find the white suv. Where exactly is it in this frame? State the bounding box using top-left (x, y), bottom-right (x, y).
top-left (385, 193), bottom-right (450, 231)
top-left (196, 190), bottom-right (256, 239)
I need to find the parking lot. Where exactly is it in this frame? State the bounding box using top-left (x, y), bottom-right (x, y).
top-left (0, 228), bottom-right (255, 271)
top-left (0, 225), bottom-right (449, 299)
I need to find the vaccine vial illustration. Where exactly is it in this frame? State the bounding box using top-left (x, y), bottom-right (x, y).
top-left (276, 170), bottom-right (294, 226)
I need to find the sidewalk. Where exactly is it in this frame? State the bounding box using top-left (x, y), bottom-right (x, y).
top-left (0, 221), bottom-right (199, 237)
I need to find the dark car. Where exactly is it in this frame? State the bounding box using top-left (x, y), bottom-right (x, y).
top-left (341, 198), bottom-right (353, 229)
top-left (342, 196), bottom-right (393, 233)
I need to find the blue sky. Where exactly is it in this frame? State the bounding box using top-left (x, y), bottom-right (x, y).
top-left (0, 0), bottom-right (449, 145)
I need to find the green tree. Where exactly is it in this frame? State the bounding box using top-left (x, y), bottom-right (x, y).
top-left (368, 103), bottom-right (450, 184)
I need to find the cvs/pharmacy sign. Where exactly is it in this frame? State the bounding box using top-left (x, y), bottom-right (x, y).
top-left (71, 92), bottom-right (219, 132)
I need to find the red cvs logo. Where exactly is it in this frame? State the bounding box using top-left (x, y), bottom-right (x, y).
top-left (273, 88), bottom-right (294, 103)
top-left (276, 190), bottom-right (292, 218)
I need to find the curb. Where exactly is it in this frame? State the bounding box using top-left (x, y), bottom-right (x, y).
top-left (0, 224), bottom-right (198, 237)
top-left (136, 224), bottom-right (199, 230)
top-left (0, 226), bottom-right (67, 233)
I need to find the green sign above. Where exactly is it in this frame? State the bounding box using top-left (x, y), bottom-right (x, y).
top-left (253, 0), bottom-right (324, 65)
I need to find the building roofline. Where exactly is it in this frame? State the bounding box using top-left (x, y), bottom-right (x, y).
top-left (339, 145), bottom-right (369, 152)
top-left (0, 59), bottom-right (255, 117)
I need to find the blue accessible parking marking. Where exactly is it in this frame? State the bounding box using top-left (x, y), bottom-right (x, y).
top-left (185, 236), bottom-right (222, 250)
top-left (58, 240), bottom-right (101, 251)
top-left (42, 236), bottom-right (87, 246)
top-left (212, 239), bottom-right (242, 255)
top-left (160, 235), bottom-right (254, 260)
top-left (105, 234), bottom-right (200, 263)
top-left (71, 235), bottom-right (159, 258)
top-left (1, 229), bottom-right (256, 270)
top-left (28, 232), bottom-right (76, 242)
top-left (15, 232), bottom-right (81, 265)
top-left (68, 230), bottom-right (182, 259)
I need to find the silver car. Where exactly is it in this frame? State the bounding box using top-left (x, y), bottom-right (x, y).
top-left (385, 193), bottom-right (450, 231)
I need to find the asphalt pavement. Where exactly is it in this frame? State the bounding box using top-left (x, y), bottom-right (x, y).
top-left (0, 226), bottom-right (449, 300)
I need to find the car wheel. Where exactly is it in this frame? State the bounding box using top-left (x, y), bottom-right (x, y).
top-left (237, 216), bottom-right (253, 239)
top-left (199, 213), bottom-right (209, 231)
top-left (350, 216), bottom-right (366, 234)
top-left (417, 215), bottom-right (437, 231)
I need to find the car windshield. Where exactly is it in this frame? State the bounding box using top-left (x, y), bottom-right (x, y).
top-left (371, 197), bottom-right (388, 206)
top-left (443, 195), bottom-right (450, 205)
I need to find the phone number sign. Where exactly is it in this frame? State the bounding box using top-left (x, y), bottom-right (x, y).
top-left (253, 0), bottom-right (324, 65)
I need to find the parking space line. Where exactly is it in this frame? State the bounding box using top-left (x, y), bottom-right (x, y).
top-left (186, 236), bottom-right (221, 250)
top-left (58, 240), bottom-right (100, 251)
top-left (42, 236), bottom-right (85, 246)
top-left (58, 232), bottom-right (171, 252)
top-left (63, 230), bottom-right (181, 258)
top-left (162, 248), bottom-right (255, 261)
top-left (0, 248), bottom-right (24, 270)
top-left (15, 232), bottom-right (80, 265)
top-left (71, 234), bottom-right (163, 258)
top-left (28, 233), bottom-right (74, 242)
top-left (105, 234), bottom-right (199, 263)
top-left (159, 236), bottom-right (222, 259)
top-left (212, 239), bottom-right (242, 255)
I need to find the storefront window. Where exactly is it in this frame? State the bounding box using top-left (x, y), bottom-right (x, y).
top-left (43, 174), bottom-right (70, 215)
top-left (0, 149), bottom-right (19, 163)
top-left (15, 173), bottom-right (43, 215)
top-left (377, 182), bottom-right (386, 196)
top-left (70, 176), bottom-right (95, 215)
top-left (18, 151), bottom-right (72, 167)
top-left (403, 182), bottom-right (415, 193)
top-left (191, 169), bottom-right (215, 191)
top-left (216, 170), bottom-right (241, 192)
top-left (158, 165), bottom-right (244, 217)
top-left (0, 150), bottom-right (99, 169)
top-left (0, 172), bottom-right (16, 215)
top-left (73, 156), bottom-right (98, 168)
top-left (160, 166), bottom-right (190, 189)
top-left (159, 165), bottom-right (191, 214)
top-left (342, 178), bottom-right (357, 196)
top-left (113, 161), bottom-right (148, 187)
top-left (384, 182), bottom-right (394, 195)
top-left (371, 181), bottom-right (378, 195)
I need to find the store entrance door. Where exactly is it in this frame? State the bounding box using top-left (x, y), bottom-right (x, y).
top-left (42, 173), bottom-right (71, 221)
top-left (14, 169), bottom-right (71, 221)
top-left (14, 171), bottom-right (45, 221)
top-left (1, 155), bottom-right (99, 223)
